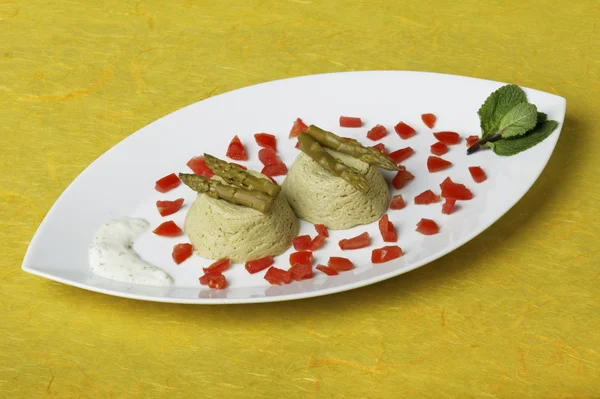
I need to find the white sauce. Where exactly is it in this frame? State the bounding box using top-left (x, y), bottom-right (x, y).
top-left (89, 217), bottom-right (173, 287)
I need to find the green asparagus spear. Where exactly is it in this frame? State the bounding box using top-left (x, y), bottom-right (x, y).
top-left (204, 154), bottom-right (281, 197)
top-left (307, 125), bottom-right (399, 171)
top-left (297, 132), bottom-right (369, 192)
top-left (179, 173), bottom-right (275, 213)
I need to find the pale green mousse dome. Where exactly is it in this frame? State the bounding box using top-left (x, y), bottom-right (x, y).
top-left (184, 175), bottom-right (299, 263)
top-left (282, 150), bottom-right (389, 230)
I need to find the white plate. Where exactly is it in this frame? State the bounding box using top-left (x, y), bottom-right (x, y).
top-left (22, 71), bottom-right (566, 304)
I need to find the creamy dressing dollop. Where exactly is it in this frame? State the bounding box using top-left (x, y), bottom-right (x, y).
top-left (89, 218), bottom-right (173, 287)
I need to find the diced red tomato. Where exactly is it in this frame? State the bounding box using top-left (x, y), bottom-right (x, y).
top-left (202, 258), bottom-right (230, 274)
top-left (433, 131), bottom-right (460, 145)
top-left (172, 243), bottom-right (193, 264)
top-left (430, 142), bottom-right (448, 156)
top-left (155, 173), bottom-right (181, 193)
top-left (310, 235), bottom-right (326, 251)
top-left (254, 133), bottom-right (277, 150)
top-left (199, 271), bottom-right (223, 285)
top-left (290, 251), bottom-right (313, 267)
top-left (231, 163), bottom-right (247, 170)
top-left (226, 135), bottom-right (247, 161)
top-left (292, 235), bottom-right (312, 251)
top-left (156, 198), bottom-right (184, 217)
top-left (389, 147), bottom-right (414, 164)
top-left (392, 166), bottom-right (415, 190)
top-left (378, 214), bottom-right (397, 242)
top-left (316, 264), bottom-right (338, 276)
top-left (315, 224), bottom-right (329, 237)
top-left (289, 118), bottom-right (308, 138)
top-left (371, 245), bottom-right (403, 263)
top-left (338, 232), bottom-right (370, 250)
top-left (187, 156), bottom-right (214, 178)
top-left (264, 267), bottom-right (292, 285)
top-left (414, 189), bottom-right (441, 205)
top-left (469, 166), bottom-right (487, 183)
top-left (290, 263), bottom-right (313, 281)
top-left (245, 256), bottom-right (274, 274)
top-left (394, 122), bottom-right (416, 139)
top-left (466, 135), bottom-right (479, 147)
top-left (427, 156), bottom-right (453, 172)
top-left (258, 147), bottom-right (282, 166)
top-left (372, 143), bottom-right (387, 154)
top-left (390, 194), bottom-right (405, 210)
top-left (153, 221), bottom-right (182, 236)
top-left (328, 257), bottom-right (353, 271)
top-left (262, 163), bottom-right (288, 177)
top-left (439, 177), bottom-right (473, 200)
top-left (421, 113), bottom-right (436, 129)
top-left (366, 124), bottom-right (387, 141)
top-left (416, 218), bottom-right (439, 235)
top-left (208, 274), bottom-right (227, 289)
top-left (339, 116), bottom-right (362, 127)
top-left (442, 198), bottom-right (456, 215)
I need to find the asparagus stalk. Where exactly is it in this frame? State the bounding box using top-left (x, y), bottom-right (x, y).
top-left (179, 173), bottom-right (275, 213)
top-left (204, 154), bottom-right (281, 197)
top-left (307, 125), bottom-right (399, 171)
top-left (297, 132), bottom-right (369, 192)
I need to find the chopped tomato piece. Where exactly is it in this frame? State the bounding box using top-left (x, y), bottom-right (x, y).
top-left (231, 163), bottom-right (247, 170)
top-left (203, 258), bottom-right (230, 274)
top-left (187, 156), bottom-right (214, 178)
top-left (316, 264), bottom-right (338, 276)
top-left (156, 198), bottom-right (184, 217)
top-left (390, 194), bottom-right (405, 210)
top-left (439, 177), bottom-right (473, 200)
top-left (172, 243), bottom-right (193, 264)
top-left (442, 198), bottom-right (456, 215)
top-left (378, 214), bottom-right (397, 242)
top-left (328, 257), bottom-right (353, 271)
top-left (292, 235), bottom-right (312, 251)
top-left (394, 122), bottom-right (416, 139)
top-left (466, 135), bottom-right (479, 147)
top-left (339, 116), bottom-right (362, 127)
top-left (254, 133), bottom-right (277, 150)
top-left (372, 143), bottom-right (387, 154)
top-left (310, 234), bottom-right (326, 251)
top-left (289, 118), bottom-right (308, 138)
top-left (245, 256), bottom-right (274, 274)
top-left (469, 166), bottom-right (487, 183)
top-left (392, 166), bottom-right (415, 190)
top-left (371, 245), bottom-right (403, 263)
top-left (416, 218), bottom-right (439, 235)
top-left (421, 113), bottom-right (436, 128)
top-left (208, 274), bottom-right (227, 289)
top-left (290, 251), bottom-right (313, 267)
top-left (153, 221), bottom-right (182, 236)
top-left (366, 124), bottom-right (387, 141)
top-left (199, 271), bottom-right (223, 285)
top-left (226, 135), bottom-right (247, 161)
top-left (155, 173), bottom-right (181, 193)
top-left (389, 147), bottom-right (414, 164)
top-left (433, 131), bottom-right (460, 145)
top-left (262, 163), bottom-right (288, 177)
top-left (258, 147), bottom-right (282, 166)
top-left (264, 266), bottom-right (292, 285)
top-left (315, 224), bottom-right (329, 237)
top-left (338, 232), bottom-right (370, 250)
top-left (430, 142), bottom-right (448, 156)
top-left (290, 263), bottom-right (313, 281)
top-left (427, 156), bottom-right (453, 172)
top-left (414, 189), bottom-right (441, 205)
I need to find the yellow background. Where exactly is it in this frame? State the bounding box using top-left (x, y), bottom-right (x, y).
top-left (1, 0), bottom-right (599, 397)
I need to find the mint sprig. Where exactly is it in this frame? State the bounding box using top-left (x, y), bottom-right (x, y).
top-left (468, 85), bottom-right (558, 155)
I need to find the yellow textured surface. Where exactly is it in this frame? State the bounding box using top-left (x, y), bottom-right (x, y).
top-left (1, 0), bottom-right (599, 397)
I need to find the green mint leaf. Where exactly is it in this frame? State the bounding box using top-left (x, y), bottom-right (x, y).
top-left (489, 120), bottom-right (558, 156)
top-left (537, 112), bottom-right (547, 123)
top-left (498, 102), bottom-right (538, 138)
top-left (478, 84), bottom-right (527, 138)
